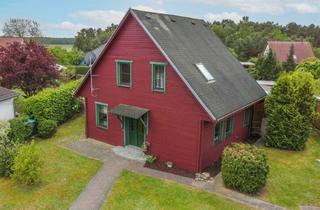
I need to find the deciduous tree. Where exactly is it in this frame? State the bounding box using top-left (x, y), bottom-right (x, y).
top-left (0, 41), bottom-right (58, 97)
top-left (2, 18), bottom-right (41, 37)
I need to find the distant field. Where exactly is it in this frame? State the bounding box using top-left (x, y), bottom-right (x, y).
top-left (46, 44), bottom-right (73, 51)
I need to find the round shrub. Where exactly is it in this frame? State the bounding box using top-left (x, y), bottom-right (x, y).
top-left (222, 143), bottom-right (269, 194)
top-left (37, 119), bottom-right (57, 138)
top-left (12, 141), bottom-right (42, 185)
top-left (9, 115), bottom-right (33, 143)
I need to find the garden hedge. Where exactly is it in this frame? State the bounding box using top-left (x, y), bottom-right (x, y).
top-left (222, 143), bottom-right (269, 194)
top-left (23, 80), bottom-right (82, 125)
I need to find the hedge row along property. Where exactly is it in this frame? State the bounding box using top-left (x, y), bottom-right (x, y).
top-left (74, 9), bottom-right (266, 172)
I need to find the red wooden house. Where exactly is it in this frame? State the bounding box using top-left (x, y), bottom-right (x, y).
top-left (75, 9), bottom-right (266, 172)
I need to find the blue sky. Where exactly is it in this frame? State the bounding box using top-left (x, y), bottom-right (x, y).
top-left (1, 0), bottom-right (320, 37)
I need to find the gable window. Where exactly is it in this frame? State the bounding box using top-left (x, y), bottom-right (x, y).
top-left (95, 102), bottom-right (108, 129)
top-left (243, 108), bottom-right (251, 127)
top-left (195, 63), bottom-right (215, 83)
top-left (151, 62), bottom-right (166, 92)
top-left (213, 121), bottom-right (224, 144)
top-left (116, 60), bottom-right (132, 87)
top-left (225, 116), bottom-right (234, 138)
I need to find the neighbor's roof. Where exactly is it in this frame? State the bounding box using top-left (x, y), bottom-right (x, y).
top-left (131, 9), bottom-right (266, 119)
top-left (256, 80), bottom-right (276, 95)
top-left (75, 9), bottom-right (266, 120)
top-left (267, 41), bottom-right (315, 64)
top-left (0, 87), bottom-right (19, 102)
top-left (0, 37), bottom-right (24, 48)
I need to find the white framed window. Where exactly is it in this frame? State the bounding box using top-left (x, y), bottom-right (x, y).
top-left (195, 63), bottom-right (215, 83)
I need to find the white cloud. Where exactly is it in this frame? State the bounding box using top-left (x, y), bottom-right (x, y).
top-left (132, 5), bottom-right (166, 13)
top-left (71, 10), bottom-right (125, 27)
top-left (45, 21), bottom-right (88, 32)
top-left (286, 3), bottom-right (318, 13)
top-left (205, 12), bottom-right (242, 23)
top-left (193, 0), bottom-right (320, 14)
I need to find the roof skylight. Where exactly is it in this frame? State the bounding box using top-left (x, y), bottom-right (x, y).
top-left (195, 63), bottom-right (215, 83)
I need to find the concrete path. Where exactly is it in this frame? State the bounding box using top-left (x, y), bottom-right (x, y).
top-left (62, 138), bottom-right (285, 210)
top-left (70, 157), bottom-right (129, 210)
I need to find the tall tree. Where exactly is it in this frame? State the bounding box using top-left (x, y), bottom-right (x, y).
top-left (255, 49), bottom-right (282, 80)
top-left (265, 71), bottom-right (315, 150)
top-left (74, 25), bottom-right (117, 52)
top-left (0, 41), bottom-right (58, 97)
top-left (2, 19), bottom-right (41, 37)
top-left (283, 45), bottom-right (296, 71)
top-left (295, 58), bottom-right (320, 79)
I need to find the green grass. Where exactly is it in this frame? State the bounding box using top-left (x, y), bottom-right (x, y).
top-left (260, 130), bottom-right (320, 209)
top-left (103, 170), bottom-right (254, 210)
top-left (0, 115), bottom-right (102, 210)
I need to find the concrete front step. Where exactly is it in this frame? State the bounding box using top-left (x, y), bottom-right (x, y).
top-left (112, 145), bottom-right (147, 162)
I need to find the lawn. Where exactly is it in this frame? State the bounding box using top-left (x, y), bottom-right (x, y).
top-left (103, 170), bottom-right (254, 210)
top-left (260, 130), bottom-right (320, 209)
top-left (0, 115), bottom-right (102, 210)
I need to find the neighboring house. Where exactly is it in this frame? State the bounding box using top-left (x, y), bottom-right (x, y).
top-left (0, 87), bottom-right (18, 121)
top-left (0, 37), bottom-right (24, 48)
top-left (264, 41), bottom-right (315, 64)
top-left (240, 61), bottom-right (255, 70)
top-left (75, 9), bottom-right (266, 172)
top-left (257, 80), bottom-right (320, 112)
top-left (81, 44), bottom-right (106, 65)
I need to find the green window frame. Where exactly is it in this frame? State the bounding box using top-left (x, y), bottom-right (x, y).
top-left (116, 60), bottom-right (132, 87)
top-left (243, 108), bottom-right (251, 127)
top-left (151, 62), bottom-right (166, 92)
top-left (225, 116), bottom-right (234, 139)
top-left (95, 102), bottom-right (108, 129)
top-left (213, 121), bottom-right (224, 144)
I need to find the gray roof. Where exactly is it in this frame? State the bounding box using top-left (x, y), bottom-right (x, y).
top-left (110, 104), bottom-right (149, 119)
top-left (131, 9), bottom-right (266, 119)
top-left (82, 44), bottom-right (106, 65)
top-left (0, 87), bottom-right (18, 102)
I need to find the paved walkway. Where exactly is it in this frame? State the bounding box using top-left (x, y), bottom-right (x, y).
top-left (62, 138), bottom-right (285, 210)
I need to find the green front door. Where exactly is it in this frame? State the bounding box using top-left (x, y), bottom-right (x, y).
top-left (124, 117), bottom-right (145, 147)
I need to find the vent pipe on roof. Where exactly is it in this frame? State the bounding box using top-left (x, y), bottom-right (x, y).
top-left (170, 18), bottom-right (176, 22)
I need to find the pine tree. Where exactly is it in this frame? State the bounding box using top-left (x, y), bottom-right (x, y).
top-left (283, 45), bottom-right (296, 71)
top-left (256, 49), bottom-right (282, 80)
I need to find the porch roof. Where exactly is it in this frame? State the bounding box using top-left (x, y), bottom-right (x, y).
top-left (110, 104), bottom-right (149, 119)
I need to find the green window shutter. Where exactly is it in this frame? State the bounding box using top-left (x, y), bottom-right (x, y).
top-left (115, 60), bottom-right (132, 87)
top-left (243, 109), bottom-right (251, 127)
top-left (225, 116), bottom-right (234, 139)
top-left (151, 62), bottom-right (166, 92)
top-left (213, 121), bottom-right (224, 144)
top-left (95, 102), bottom-right (108, 129)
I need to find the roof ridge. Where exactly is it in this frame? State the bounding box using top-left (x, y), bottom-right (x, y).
top-left (130, 8), bottom-right (205, 22)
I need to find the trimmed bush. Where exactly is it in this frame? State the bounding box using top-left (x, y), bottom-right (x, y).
top-left (23, 80), bottom-right (82, 125)
top-left (37, 119), bottom-right (57, 138)
top-left (0, 120), bottom-right (19, 177)
top-left (265, 72), bottom-right (316, 150)
top-left (222, 143), bottom-right (269, 194)
top-left (12, 141), bottom-right (42, 185)
top-left (9, 115), bottom-right (33, 143)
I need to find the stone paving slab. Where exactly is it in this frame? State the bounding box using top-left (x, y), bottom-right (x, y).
top-left (63, 138), bottom-right (114, 162)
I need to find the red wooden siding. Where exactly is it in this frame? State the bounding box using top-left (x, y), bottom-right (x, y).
top-left (78, 13), bottom-right (258, 172)
top-left (199, 108), bottom-right (251, 169)
top-left (79, 14), bottom-right (210, 172)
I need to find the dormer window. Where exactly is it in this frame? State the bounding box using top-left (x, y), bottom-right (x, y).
top-left (195, 63), bottom-right (215, 83)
